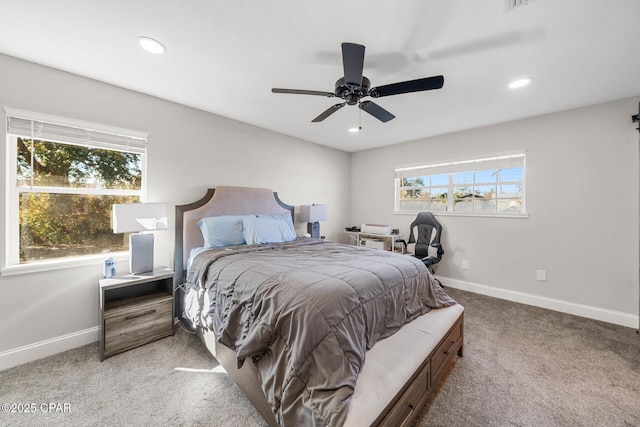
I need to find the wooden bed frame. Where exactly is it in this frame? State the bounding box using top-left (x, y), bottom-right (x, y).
top-left (174, 186), bottom-right (464, 427)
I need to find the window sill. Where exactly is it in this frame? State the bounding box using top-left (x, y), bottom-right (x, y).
top-left (1, 252), bottom-right (128, 277)
top-left (394, 211), bottom-right (529, 219)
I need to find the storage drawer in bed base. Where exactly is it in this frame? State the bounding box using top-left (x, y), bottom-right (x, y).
top-left (431, 315), bottom-right (464, 385)
top-left (379, 361), bottom-right (431, 427)
top-left (375, 314), bottom-right (464, 427)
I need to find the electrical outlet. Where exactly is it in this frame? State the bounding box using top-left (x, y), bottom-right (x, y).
top-left (462, 260), bottom-right (470, 270)
top-left (536, 269), bottom-right (547, 281)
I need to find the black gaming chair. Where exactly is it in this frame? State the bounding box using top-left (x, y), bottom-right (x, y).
top-left (399, 212), bottom-right (444, 274)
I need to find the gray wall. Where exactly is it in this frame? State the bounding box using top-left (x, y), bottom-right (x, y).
top-left (1, 50), bottom-right (638, 369)
top-left (351, 97), bottom-right (640, 324)
top-left (0, 54), bottom-right (351, 361)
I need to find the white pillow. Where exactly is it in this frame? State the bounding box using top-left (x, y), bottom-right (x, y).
top-left (242, 216), bottom-right (297, 244)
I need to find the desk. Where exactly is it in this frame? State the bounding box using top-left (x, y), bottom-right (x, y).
top-left (345, 231), bottom-right (404, 253)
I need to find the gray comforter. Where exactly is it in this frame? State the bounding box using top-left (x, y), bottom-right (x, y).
top-left (185, 238), bottom-right (456, 426)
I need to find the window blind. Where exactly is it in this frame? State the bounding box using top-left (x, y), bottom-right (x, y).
top-left (395, 153), bottom-right (525, 179)
top-left (5, 108), bottom-right (147, 153)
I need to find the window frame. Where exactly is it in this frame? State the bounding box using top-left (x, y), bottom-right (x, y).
top-left (3, 108), bottom-right (148, 275)
top-left (394, 152), bottom-right (527, 218)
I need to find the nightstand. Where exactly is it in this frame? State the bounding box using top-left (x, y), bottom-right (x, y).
top-left (99, 267), bottom-right (174, 361)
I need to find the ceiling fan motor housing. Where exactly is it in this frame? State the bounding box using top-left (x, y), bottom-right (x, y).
top-left (335, 77), bottom-right (370, 105)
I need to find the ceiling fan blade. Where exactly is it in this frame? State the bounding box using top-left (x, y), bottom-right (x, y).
top-left (312, 103), bottom-right (346, 122)
top-left (359, 101), bottom-right (395, 123)
top-left (370, 75), bottom-right (444, 98)
top-left (272, 88), bottom-right (335, 97)
top-left (342, 43), bottom-right (365, 88)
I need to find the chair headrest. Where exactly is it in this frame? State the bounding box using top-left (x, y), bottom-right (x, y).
top-left (408, 212), bottom-right (442, 244)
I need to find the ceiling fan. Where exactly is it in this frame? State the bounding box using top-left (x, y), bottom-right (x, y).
top-left (272, 42), bottom-right (444, 123)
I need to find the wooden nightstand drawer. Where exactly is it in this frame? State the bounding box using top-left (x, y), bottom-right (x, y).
top-left (104, 293), bottom-right (173, 357)
top-left (431, 318), bottom-right (463, 382)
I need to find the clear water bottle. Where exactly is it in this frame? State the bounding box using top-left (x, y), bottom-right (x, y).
top-left (103, 257), bottom-right (116, 278)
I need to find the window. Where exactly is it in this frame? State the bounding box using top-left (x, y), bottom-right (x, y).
top-left (395, 153), bottom-right (526, 216)
top-left (5, 109), bottom-right (147, 267)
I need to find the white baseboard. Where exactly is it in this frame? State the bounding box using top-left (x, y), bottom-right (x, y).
top-left (438, 276), bottom-right (639, 329)
top-left (0, 327), bottom-right (99, 371)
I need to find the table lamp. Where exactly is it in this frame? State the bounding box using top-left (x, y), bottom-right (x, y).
top-left (299, 204), bottom-right (327, 238)
top-left (112, 203), bottom-right (168, 274)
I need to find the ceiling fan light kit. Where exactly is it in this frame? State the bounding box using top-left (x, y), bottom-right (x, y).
top-left (272, 42), bottom-right (444, 124)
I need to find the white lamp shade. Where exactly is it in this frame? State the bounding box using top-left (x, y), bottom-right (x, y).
top-left (299, 205), bottom-right (327, 223)
top-left (112, 203), bottom-right (168, 233)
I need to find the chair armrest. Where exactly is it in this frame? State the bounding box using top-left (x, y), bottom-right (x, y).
top-left (431, 242), bottom-right (444, 255)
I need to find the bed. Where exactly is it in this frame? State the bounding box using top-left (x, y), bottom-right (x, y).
top-left (174, 186), bottom-right (464, 427)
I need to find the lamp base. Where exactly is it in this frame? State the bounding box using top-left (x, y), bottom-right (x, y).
top-left (307, 222), bottom-right (320, 239)
top-left (129, 233), bottom-right (154, 274)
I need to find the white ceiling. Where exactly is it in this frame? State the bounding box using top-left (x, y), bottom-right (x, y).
top-left (1, 0), bottom-right (639, 153)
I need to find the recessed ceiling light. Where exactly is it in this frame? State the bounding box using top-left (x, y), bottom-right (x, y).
top-left (137, 36), bottom-right (166, 54)
top-left (508, 77), bottom-right (533, 89)
top-left (348, 126), bottom-right (361, 133)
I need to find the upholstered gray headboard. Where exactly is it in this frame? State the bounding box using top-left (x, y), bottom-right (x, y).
top-left (174, 186), bottom-right (294, 287)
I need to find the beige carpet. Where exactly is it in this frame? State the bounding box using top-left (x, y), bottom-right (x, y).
top-left (1, 288), bottom-right (638, 426)
top-left (414, 289), bottom-right (640, 427)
